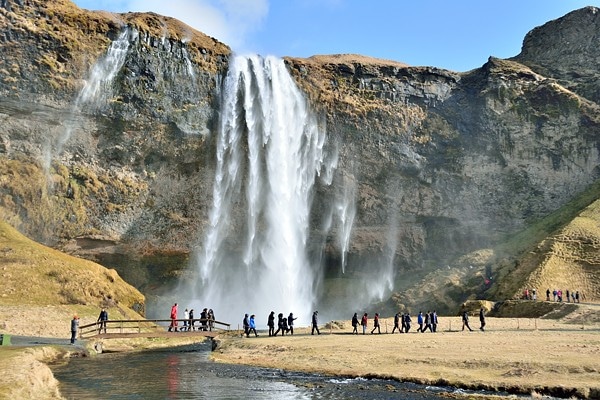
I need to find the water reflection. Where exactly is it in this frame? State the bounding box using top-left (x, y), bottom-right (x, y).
top-left (51, 343), bottom-right (477, 399)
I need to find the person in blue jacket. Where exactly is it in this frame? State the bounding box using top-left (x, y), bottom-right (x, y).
top-left (248, 314), bottom-right (258, 337)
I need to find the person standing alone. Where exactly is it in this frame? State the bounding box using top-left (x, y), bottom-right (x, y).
top-left (97, 308), bottom-right (108, 334)
top-left (311, 311), bottom-right (320, 335)
top-left (479, 308), bottom-right (486, 332)
top-left (70, 315), bottom-right (80, 345)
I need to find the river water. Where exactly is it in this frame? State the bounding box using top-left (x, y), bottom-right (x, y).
top-left (51, 342), bottom-right (484, 399)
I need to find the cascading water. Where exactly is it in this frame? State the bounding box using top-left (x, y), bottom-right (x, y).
top-left (43, 28), bottom-right (134, 173)
top-left (336, 181), bottom-right (356, 274)
top-left (188, 55), bottom-right (328, 325)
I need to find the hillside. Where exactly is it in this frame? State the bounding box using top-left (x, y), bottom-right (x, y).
top-left (0, 220), bottom-right (144, 337)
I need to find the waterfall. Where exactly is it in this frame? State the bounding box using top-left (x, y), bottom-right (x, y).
top-left (43, 28), bottom-right (134, 172)
top-left (190, 55), bottom-right (327, 325)
top-left (334, 180), bottom-right (356, 274)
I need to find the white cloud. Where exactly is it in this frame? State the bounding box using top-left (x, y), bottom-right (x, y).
top-left (115, 0), bottom-right (268, 50)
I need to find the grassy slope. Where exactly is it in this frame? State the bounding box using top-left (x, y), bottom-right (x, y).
top-left (491, 181), bottom-right (600, 302)
top-left (0, 220), bottom-right (145, 334)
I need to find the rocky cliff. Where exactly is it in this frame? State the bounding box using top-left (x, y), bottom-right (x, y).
top-left (1, 1), bottom-right (599, 313)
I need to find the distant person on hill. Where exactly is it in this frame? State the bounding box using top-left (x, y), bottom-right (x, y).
top-left (479, 308), bottom-right (486, 332)
top-left (287, 313), bottom-right (297, 335)
top-left (391, 312), bottom-right (401, 334)
top-left (553, 289), bottom-right (557, 302)
top-left (370, 313), bottom-right (381, 334)
top-left (248, 315), bottom-right (258, 337)
top-left (351, 312), bottom-right (359, 334)
top-left (311, 311), bottom-right (320, 335)
top-left (566, 289), bottom-right (570, 303)
top-left (267, 311), bottom-right (275, 336)
top-left (546, 288), bottom-right (551, 301)
top-left (461, 310), bottom-right (473, 332)
top-left (168, 303), bottom-right (178, 332)
top-left (97, 307), bottom-right (108, 334)
top-left (416, 311), bottom-right (424, 332)
top-left (66, 182), bottom-right (74, 199)
top-left (70, 315), bottom-right (80, 345)
top-left (576, 291), bottom-right (581, 303)
top-left (532, 289), bottom-right (537, 301)
top-left (361, 313), bottom-right (368, 335)
top-left (404, 312), bottom-right (412, 333)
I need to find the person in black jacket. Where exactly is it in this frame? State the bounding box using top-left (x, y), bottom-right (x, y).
top-left (242, 313), bottom-right (250, 337)
top-left (462, 310), bottom-right (473, 331)
top-left (351, 313), bottom-right (359, 334)
top-left (479, 308), bottom-right (486, 331)
top-left (311, 311), bottom-right (320, 335)
top-left (391, 312), bottom-right (401, 334)
top-left (287, 313), bottom-right (297, 335)
top-left (404, 313), bottom-right (412, 333)
top-left (97, 308), bottom-right (108, 334)
top-left (267, 311), bottom-right (275, 336)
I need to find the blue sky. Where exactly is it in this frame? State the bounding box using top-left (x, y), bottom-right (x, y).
top-left (72, 0), bottom-right (598, 72)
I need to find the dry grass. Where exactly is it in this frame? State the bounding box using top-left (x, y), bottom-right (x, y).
top-left (0, 220), bottom-right (144, 323)
top-left (212, 316), bottom-right (600, 398)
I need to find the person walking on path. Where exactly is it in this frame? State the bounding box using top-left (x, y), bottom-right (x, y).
top-left (70, 315), bottom-right (80, 345)
top-left (546, 288), bottom-right (551, 301)
top-left (287, 313), bottom-right (297, 335)
top-left (404, 313), bottom-right (412, 333)
top-left (400, 313), bottom-right (406, 333)
top-left (243, 313), bottom-right (250, 337)
top-left (479, 308), bottom-right (486, 331)
top-left (248, 314), bottom-right (258, 337)
top-left (361, 313), bottom-right (368, 335)
top-left (267, 311), bottom-right (275, 336)
top-left (430, 311), bottom-right (438, 333)
top-left (391, 312), bottom-right (401, 333)
top-left (97, 308), bottom-right (108, 334)
top-left (274, 313), bottom-right (285, 336)
top-left (370, 313), bottom-right (381, 334)
top-left (351, 313), bottom-right (359, 334)
top-left (311, 311), bottom-right (321, 335)
top-left (423, 311), bottom-right (431, 333)
top-left (462, 310), bottom-right (473, 331)
top-left (168, 303), bottom-right (178, 332)
top-left (416, 311), bottom-right (424, 332)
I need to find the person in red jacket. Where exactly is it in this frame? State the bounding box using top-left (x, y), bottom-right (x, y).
top-left (371, 313), bottom-right (381, 334)
top-left (361, 313), bottom-right (368, 335)
top-left (168, 303), bottom-right (178, 332)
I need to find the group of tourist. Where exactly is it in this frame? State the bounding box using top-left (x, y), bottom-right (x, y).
top-left (544, 288), bottom-right (583, 303)
top-left (242, 310), bottom-right (320, 337)
top-left (168, 303), bottom-right (215, 332)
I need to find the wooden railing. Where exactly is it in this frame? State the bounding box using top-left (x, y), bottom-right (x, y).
top-left (78, 318), bottom-right (230, 339)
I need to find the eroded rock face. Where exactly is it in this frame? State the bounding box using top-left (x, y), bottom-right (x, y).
top-left (1, 2), bottom-right (599, 311)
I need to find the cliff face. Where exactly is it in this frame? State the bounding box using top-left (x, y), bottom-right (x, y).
top-left (1, 2), bottom-right (599, 311)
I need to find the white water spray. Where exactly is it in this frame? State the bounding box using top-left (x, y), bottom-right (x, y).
top-left (336, 181), bottom-right (356, 273)
top-left (43, 29), bottom-right (134, 173)
top-left (189, 55), bottom-right (327, 325)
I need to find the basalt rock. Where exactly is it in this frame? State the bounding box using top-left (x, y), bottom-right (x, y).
top-left (1, 2), bottom-right (599, 312)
